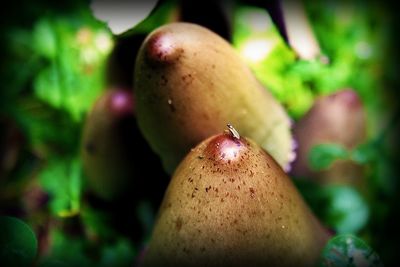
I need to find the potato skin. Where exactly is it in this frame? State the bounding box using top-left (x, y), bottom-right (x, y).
top-left (142, 132), bottom-right (330, 267)
top-left (134, 22), bottom-right (293, 174)
top-left (81, 89), bottom-right (137, 200)
top-left (81, 89), bottom-right (168, 201)
top-left (290, 89), bottom-right (366, 186)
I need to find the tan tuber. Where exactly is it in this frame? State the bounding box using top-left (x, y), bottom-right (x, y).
top-left (290, 89), bottom-right (366, 186)
top-left (134, 22), bottom-right (294, 175)
top-left (142, 127), bottom-right (330, 267)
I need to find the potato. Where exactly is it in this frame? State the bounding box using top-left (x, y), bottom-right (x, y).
top-left (81, 89), bottom-right (169, 200)
top-left (134, 22), bottom-right (294, 174)
top-left (142, 127), bottom-right (330, 267)
top-left (290, 89), bottom-right (366, 186)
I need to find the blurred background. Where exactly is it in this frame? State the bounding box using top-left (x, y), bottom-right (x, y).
top-left (0, 0), bottom-right (399, 266)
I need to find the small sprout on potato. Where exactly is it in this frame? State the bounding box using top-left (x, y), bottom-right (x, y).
top-left (227, 123), bottom-right (240, 139)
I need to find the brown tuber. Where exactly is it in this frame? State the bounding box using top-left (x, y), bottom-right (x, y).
top-left (290, 89), bottom-right (367, 186)
top-left (81, 89), bottom-right (168, 201)
top-left (134, 22), bottom-right (294, 175)
top-left (142, 127), bottom-right (330, 267)
top-left (81, 89), bottom-right (137, 200)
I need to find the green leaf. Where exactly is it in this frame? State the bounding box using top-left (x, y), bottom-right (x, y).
top-left (31, 12), bottom-right (113, 122)
top-left (13, 97), bottom-right (81, 156)
top-left (33, 18), bottom-right (57, 59)
top-left (99, 239), bottom-right (136, 267)
top-left (80, 206), bottom-right (118, 240)
top-left (0, 216), bottom-right (38, 267)
top-left (309, 143), bottom-right (349, 171)
top-left (42, 228), bottom-right (136, 267)
top-left (34, 65), bottom-right (63, 109)
top-left (44, 229), bottom-right (95, 267)
top-left (350, 143), bottom-right (377, 164)
top-left (321, 186), bottom-right (369, 234)
top-left (39, 157), bottom-right (83, 217)
top-left (296, 182), bottom-right (369, 234)
top-left (319, 234), bottom-right (383, 267)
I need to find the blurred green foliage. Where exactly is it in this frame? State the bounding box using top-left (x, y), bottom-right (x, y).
top-left (234, 2), bottom-right (399, 264)
top-left (39, 157), bottom-right (82, 217)
top-left (308, 144), bottom-right (350, 171)
top-left (0, 1), bottom-right (175, 266)
top-left (39, 228), bottom-right (135, 267)
top-left (296, 181), bottom-right (369, 234)
top-left (233, 6), bottom-right (313, 117)
top-left (9, 11), bottom-right (112, 122)
top-left (233, 2), bottom-right (392, 124)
